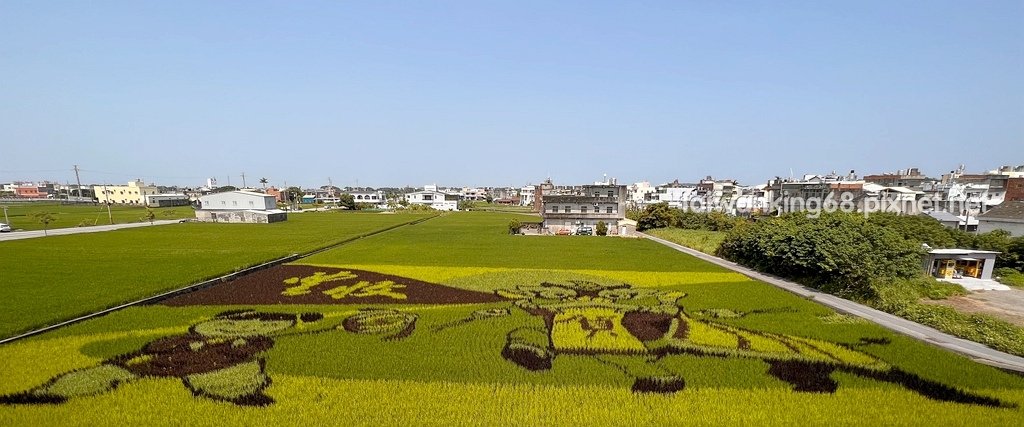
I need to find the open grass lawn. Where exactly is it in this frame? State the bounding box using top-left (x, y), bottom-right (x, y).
top-left (0, 212), bottom-right (432, 338)
top-left (0, 203), bottom-right (195, 231)
top-left (645, 228), bottom-right (727, 254)
top-left (2, 212), bottom-right (1023, 425)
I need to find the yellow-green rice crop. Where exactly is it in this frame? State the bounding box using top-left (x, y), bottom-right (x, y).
top-left (551, 307), bottom-right (646, 353)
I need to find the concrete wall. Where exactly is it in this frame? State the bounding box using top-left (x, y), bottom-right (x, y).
top-left (195, 210), bottom-right (287, 223)
top-left (543, 219), bottom-right (620, 235)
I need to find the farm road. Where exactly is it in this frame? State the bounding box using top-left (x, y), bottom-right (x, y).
top-left (0, 220), bottom-right (179, 241)
top-left (640, 232), bottom-right (1024, 373)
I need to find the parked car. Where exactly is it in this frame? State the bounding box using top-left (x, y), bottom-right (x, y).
top-left (575, 226), bottom-right (593, 236)
top-left (0, 223), bottom-right (11, 232)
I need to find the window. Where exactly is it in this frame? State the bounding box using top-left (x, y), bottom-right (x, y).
top-left (565, 206), bottom-right (572, 213)
top-left (232, 201), bottom-right (238, 206)
top-left (221, 201), bottom-right (227, 206)
top-left (606, 206), bottom-right (613, 214)
top-left (249, 201), bottom-right (255, 207)
top-left (550, 205), bottom-right (558, 213)
top-left (608, 191), bottom-right (614, 197)
top-left (581, 206), bottom-right (588, 214)
top-left (423, 194), bottom-right (433, 201)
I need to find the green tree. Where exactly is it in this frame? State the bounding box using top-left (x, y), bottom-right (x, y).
top-left (285, 187), bottom-right (303, 203)
top-left (1003, 236), bottom-right (1024, 272)
top-left (508, 219), bottom-right (522, 235)
top-left (338, 194), bottom-right (356, 210)
top-left (33, 211), bottom-right (57, 236)
top-left (143, 208), bottom-right (156, 225)
top-left (636, 203), bottom-right (675, 231)
top-left (595, 221), bottom-right (608, 236)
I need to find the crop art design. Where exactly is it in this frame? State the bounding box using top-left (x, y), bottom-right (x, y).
top-left (479, 280), bottom-right (1005, 406)
top-left (0, 309), bottom-right (418, 407)
top-left (8, 267), bottom-right (1009, 409)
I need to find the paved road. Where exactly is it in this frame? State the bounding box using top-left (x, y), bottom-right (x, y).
top-left (0, 220), bottom-right (181, 241)
top-left (640, 232), bottom-right (1024, 373)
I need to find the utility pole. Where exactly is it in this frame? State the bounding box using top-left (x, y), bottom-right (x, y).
top-left (241, 172), bottom-right (247, 189)
top-left (103, 183), bottom-right (113, 224)
top-left (2, 205), bottom-right (9, 226)
top-left (73, 164), bottom-right (83, 200)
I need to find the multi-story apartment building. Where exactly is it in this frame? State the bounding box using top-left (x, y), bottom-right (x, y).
top-left (541, 184), bottom-right (627, 233)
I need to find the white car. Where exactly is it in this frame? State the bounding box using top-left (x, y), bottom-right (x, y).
top-left (0, 223), bottom-right (11, 232)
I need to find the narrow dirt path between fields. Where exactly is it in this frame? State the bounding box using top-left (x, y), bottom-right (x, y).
top-left (639, 232), bottom-right (1024, 373)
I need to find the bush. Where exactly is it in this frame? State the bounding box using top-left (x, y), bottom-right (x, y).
top-left (871, 299), bottom-right (1024, 357)
top-left (870, 276), bottom-right (965, 303)
top-left (994, 268), bottom-right (1024, 287)
top-left (595, 221), bottom-right (608, 236)
top-left (508, 219), bottom-right (522, 235)
top-left (717, 212), bottom-right (922, 299)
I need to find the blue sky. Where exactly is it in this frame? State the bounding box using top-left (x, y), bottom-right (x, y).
top-left (1, 1), bottom-right (1021, 188)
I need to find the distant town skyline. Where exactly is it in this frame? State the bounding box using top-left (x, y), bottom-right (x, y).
top-left (2, 1), bottom-right (1021, 188)
top-left (1, 161), bottom-right (1019, 191)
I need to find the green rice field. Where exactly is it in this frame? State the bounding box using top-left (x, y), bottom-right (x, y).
top-left (1, 212), bottom-right (1022, 425)
top-left (0, 203), bottom-right (194, 231)
top-left (0, 212), bottom-right (433, 338)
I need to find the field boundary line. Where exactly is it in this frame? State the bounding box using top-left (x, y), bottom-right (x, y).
top-left (639, 231), bottom-right (1024, 373)
top-left (0, 214), bottom-right (438, 345)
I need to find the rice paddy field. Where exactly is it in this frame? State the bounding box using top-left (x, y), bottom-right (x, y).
top-left (2, 212), bottom-right (1024, 425)
top-left (0, 212), bottom-right (433, 338)
top-left (0, 202), bottom-right (195, 231)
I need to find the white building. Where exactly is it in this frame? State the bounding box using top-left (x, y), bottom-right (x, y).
top-left (459, 187), bottom-right (488, 201)
top-left (405, 187), bottom-right (459, 211)
top-left (195, 191), bottom-right (287, 223)
top-left (350, 190), bottom-right (387, 209)
top-left (628, 181), bottom-right (656, 208)
top-left (653, 185), bottom-right (700, 210)
top-left (519, 185), bottom-right (537, 208)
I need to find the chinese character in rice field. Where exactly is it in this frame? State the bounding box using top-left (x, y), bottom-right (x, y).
top-left (0, 309), bottom-right (417, 407)
top-left (282, 270), bottom-right (358, 296)
top-left (282, 271), bottom-right (408, 300)
top-left (484, 280), bottom-right (1004, 406)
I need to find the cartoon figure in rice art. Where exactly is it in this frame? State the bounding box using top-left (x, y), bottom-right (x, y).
top-left (0, 308), bottom-right (417, 407)
top-left (470, 280), bottom-right (1005, 406)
